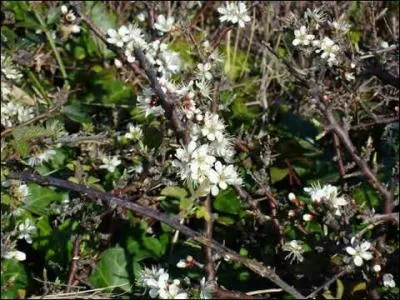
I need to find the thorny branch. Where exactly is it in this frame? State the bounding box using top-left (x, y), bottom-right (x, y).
top-left (8, 171), bottom-right (306, 299)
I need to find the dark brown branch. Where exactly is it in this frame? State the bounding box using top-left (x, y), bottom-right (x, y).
top-left (8, 171), bottom-right (306, 299)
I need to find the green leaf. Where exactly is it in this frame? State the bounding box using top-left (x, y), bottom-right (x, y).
top-left (270, 167), bottom-right (289, 184)
top-left (73, 46), bottom-right (86, 60)
top-left (351, 282), bottom-right (366, 294)
top-left (24, 184), bottom-right (67, 216)
top-left (352, 184), bottom-right (380, 208)
top-left (336, 279), bottom-right (344, 299)
top-left (11, 139), bottom-right (29, 157)
top-left (161, 186), bottom-right (188, 200)
top-left (12, 125), bottom-right (53, 140)
top-left (62, 102), bottom-right (91, 123)
top-left (195, 206), bottom-right (211, 221)
top-left (322, 289), bottom-right (335, 299)
top-left (1, 259), bottom-right (28, 300)
top-left (88, 247), bottom-right (131, 292)
top-left (142, 237), bottom-right (164, 257)
top-left (214, 188), bottom-right (242, 215)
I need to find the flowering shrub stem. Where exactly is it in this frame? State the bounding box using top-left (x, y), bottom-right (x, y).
top-left (8, 171), bottom-right (306, 299)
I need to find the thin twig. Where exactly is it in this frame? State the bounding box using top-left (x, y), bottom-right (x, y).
top-left (66, 235), bottom-right (81, 293)
top-left (8, 171), bottom-right (306, 299)
top-left (306, 267), bottom-right (351, 299)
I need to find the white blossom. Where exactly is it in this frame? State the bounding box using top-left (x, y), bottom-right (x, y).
top-left (2, 250), bottom-right (26, 261)
top-left (315, 37), bottom-right (340, 66)
top-left (345, 240), bottom-right (373, 267)
top-left (201, 112), bottom-right (226, 142)
top-left (196, 63), bottom-right (213, 81)
top-left (1, 55), bottom-right (23, 81)
top-left (106, 26), bottom-right (129, 47)
top-left (373, 264), bottom-right (381, 272)
top-left (124, 123), bottom-right (143, 141)
top-left (190, 144), bottom-right (216, 184)
top-left (99, 155), bottom-right (121, 173)
top-left (208, 161), bottom-right (242, 196)
top-left (137, 88), bottom-right (165, 117)
top-left (331, 20), bottom-right (351, 33)
top-left (114, 58), bottom-right (123, 68)
top-left (283, 240), bottom-right (305, 264)
top-left (217, 2), bottom-right (251, 28)
top-left (123, 24), bottom-right (147, 50)
top-left (345, 72), bottom-right (355, 82)
top-left (17, 219), bottom-right (36, 244)
top-left (292, 26), bottom-right (315, 46)
top-left (27, 149), bottom-right (56, 167)
top-left (383, 273), bottom-right (396, 288)
top-left (154, 15), bottom-right (175, 33)
top-left (304, 183), bottom-right (348, 215)
top-left (196, 80), bottom-right (212, 100)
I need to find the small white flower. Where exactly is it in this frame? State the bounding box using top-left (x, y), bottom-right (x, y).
top-left (345, 241), bottom-right (373, 267)
top-left (195, 80), bottom-right (212, 100)
top-left (304, 183), bottom-right (348, 215)
top-left (383, 273), bottom-right (396, 288)
top-left (123, 24), bottom-right (147, 50)
top-left (158, 50), bottom-right (183, 75)
top-left (99, 155), bottom-right (121, 173)
top-left (176, 259), bottom-right (187, 268)
top-left (283, 240), bottom-right (305, 264)
top-left (196, 63), bottom-right (213, 81)
top-left (381, 41), bottom-right (389, 49)
top-left (154, 15), bottom-right (175, 33)
top-left (288, 192), bottom-right (296, 201)
top-left (18, 219), bottom-right (36, 244)
top-left (28, 149), bottom-right (56, 167)
top-left (106, 26), bottom-right (129, 47)
top-left (218, 2), bottom-right (251, 28)
top-left (190, 144), bottom-right (216, 184)
top-left (61, 5), bottom-right (68, 15)
top-left (345, 72), bottom-right (355, 82)
top-left (137, 88), bottom-right (165, 117)
top-left (2, 250), bottom-right (26, 261)
top-left (137, 12), bottom-right (146, 22)
top-left (331, 20), bottom-right (351, 33)
top-left (201, 112), bottom-right (225, 142)
top-left (316, 37), bottom-right (340, 66)
top-left (209, 136), bottom-right (235, 159)
top-left (1, 55), bottom-right (23, 81)
top-left (124, 123), bottom-right (143, 141)
top-left (302, 214), bottom-right (313, 221)
top-left (208, 161), bottom-right (242, 196)
top-left (373, 264), bottom-right (381, 272)
top-left (114, 59), bottom-right (123, 68)
top-left (292, 26), bottom-right (315, 46)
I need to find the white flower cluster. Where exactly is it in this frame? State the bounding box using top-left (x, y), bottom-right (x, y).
top-left (154, 15), bottom-right (175, 34)
top-left (60, 5), bottom-right (80, 36)
top-left (382, 273), bottom-right (396, 288)
top-left (292, 25), bottom-right (341, 66)
top-left (172, 112), bottom-right (241, 196)
top-left (137, 266), bottom-right (188, 299)
top-left (124, 123), bottom-right (143, 141)
top-left (1, 54), bottom-right (23, 81)
top-left (304, 182), bottom-right (348, 216)
top-left (217, 2), bottom-right (251, 28)
top-left (345, 239), bottom-right (373, 267)
top-left (2, 249), bottom-right (26, 261)
top-left (1, 101), bottom-right (35, 128)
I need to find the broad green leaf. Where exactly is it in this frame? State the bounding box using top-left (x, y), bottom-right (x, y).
top-left (270, 167), bottom-right (289, 183)
top-left (195, 206), bottom-right (211, 221)
top-left (161, 186), bottom-right (188, 200)
top-left (214, 188), bottom-right (242, 215)
top-left (62, 102), bottom-right (91, 123)
top-left (24, 184), bottom-right (67, 216)
top-left (322, 289), bottom-right (335, 299)
top-left (142, 237), bottom-right (164, 257)
top-left (1, 259), bottom-right (28, 300)
top-left (88, 247), bottom-right (131, 292)
top-left (352, 184), bottom-right (380, 208)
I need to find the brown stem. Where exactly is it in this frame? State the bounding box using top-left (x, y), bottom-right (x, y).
top-left (8, 171), bottom-right (306, 299)
top-left (204, 193), bottom-right (216, 282)
top-left (306, 267), bottom-right (351, 299)
top-left (66, 235), bottom-right (81, 293)
top-left (332, 133), bottom-right (346, 178)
